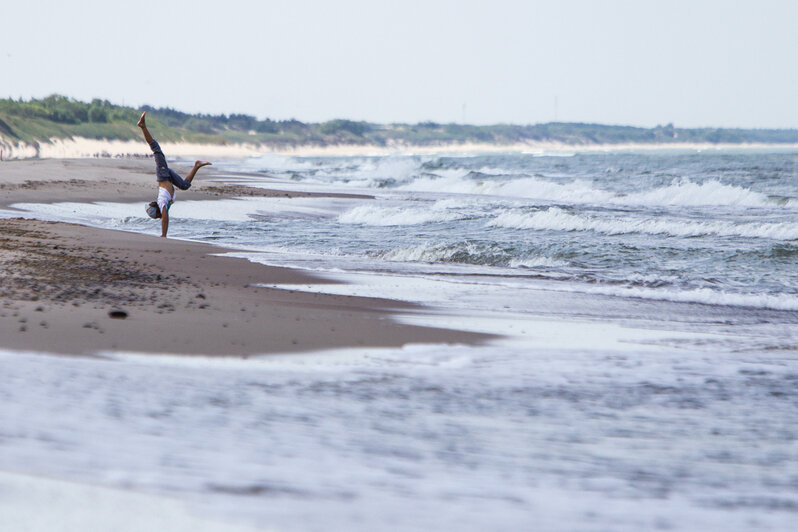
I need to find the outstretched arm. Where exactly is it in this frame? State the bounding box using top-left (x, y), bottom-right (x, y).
top-left (160, 207), bottom-right (169, 237)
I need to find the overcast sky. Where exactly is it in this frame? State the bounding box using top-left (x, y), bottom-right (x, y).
top-left (2, 0), bottom-right (796, 127)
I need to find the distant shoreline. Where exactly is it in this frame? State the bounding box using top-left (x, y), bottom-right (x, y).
top-left (4, 136), bottom-right (798, 161)
top-left (6, 95), bottom-right (798, 161)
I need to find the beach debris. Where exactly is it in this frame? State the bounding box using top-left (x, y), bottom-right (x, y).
top-left (108, 309), bottom-right (128, 319)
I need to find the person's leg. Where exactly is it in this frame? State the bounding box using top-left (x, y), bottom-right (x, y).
top-left (184, 160), bottom-right (212, 184)
top-left (167, 169), bottom-right (192, 190)
top-left (167, 159), bottom-right (212, 191)
top-left (137, 112), bottom-right (154, 145)
top-left (139, 112), bottom-right (171, 180)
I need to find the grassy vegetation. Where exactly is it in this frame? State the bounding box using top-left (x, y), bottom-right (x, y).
top-left (3, 94), bottom-right (798, 149)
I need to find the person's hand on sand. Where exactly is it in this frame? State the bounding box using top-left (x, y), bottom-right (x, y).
top-left (195, 161), bottom-right (212, 169)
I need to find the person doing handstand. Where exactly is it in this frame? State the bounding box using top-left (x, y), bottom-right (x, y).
top-left (138, 112), bottom-right (211, 237)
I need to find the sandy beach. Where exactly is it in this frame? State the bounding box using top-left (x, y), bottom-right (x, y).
top-left (0, 158), bottom-right (489, 356)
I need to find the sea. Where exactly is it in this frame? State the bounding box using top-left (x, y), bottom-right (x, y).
top-left (3, 146), bottom-right (798, 531)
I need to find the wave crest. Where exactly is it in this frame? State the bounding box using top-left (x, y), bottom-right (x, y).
top-left (374, 241), bottom-right (564, 268)
top-left (338, 205), bottom-right (460, 226)
top-left (397, 171), bottom-right (786, 208)
top-left (488, 207), bottom-right (798, 240)
top-left (621, 178), bottom-right (777, 207)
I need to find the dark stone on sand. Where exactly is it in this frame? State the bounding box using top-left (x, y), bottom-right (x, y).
top-left (108, 310), bottom-right (128, 319)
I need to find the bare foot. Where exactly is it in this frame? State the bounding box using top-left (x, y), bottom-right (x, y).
top-left (195, 160), bottom-right (212, 168)
top-left (137, 112), bottom-right (147, 128)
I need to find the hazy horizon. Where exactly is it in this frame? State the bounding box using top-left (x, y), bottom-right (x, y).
top-left (3, 0), bottom-right (797, 129)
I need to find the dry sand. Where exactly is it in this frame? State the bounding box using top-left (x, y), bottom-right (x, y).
top-left (0, 159), bottom-right (491, 356)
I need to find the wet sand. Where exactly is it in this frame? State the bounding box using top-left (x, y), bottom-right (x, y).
top-left (0, 158), bottom-right (371, 206)
top-left (0, 159), bottom-right (491, 356)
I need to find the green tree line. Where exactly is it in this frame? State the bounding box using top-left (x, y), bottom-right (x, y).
top-left (3, 94), bottom-right (798, 148)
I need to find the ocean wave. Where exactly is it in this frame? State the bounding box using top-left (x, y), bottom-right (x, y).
top-left (337, 204), bottom-right (461, 226)
top-left (373, 241), bottom-right (564, 268)
top-left (487, 207), bottom-right (798, 240)
top-left (375, 242), bottom-right (493, 264)
top-left (565, 284), bottom-right (798, 311)
top-left (397, 173), bottom-right (615, 203)
top-left (330, 156), bottom-right (425, 186)
top-left (259, 154), bottom-right (788, 210)
top-left (394, 170), bottom-right (788, 209)
top-left (508, 256), bottom-right (570, 268)
top-left (620, 178), bottom-right (778, 207)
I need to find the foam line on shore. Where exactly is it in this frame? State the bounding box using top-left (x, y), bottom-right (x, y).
top-left (0, 136), bottom-right (262, 160)
top-left (0, 470), bottom-right (260, 532)
top-left (5, 135), bottom-right (798, 161)
top-left (255, 263), bottom-right (798, 314)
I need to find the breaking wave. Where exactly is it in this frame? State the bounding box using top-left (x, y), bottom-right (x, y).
top-left (563, 284), bottom-right (798, 311)
top-left (373, 241), bottom-right (564, 268)
top-left (620, 178), bottom-right (778, 207)
top-left (488, 207), bottom-right (798, 240)
top-left (397, 173), bottom-right (615, 204)
top-left (337, 204), bottom-right (462, 226)
top-left (396, 172), bottom-right (786, 209)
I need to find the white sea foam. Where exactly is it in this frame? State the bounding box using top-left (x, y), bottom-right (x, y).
top-left (398, 173), bottom-right (617, 204)
top-left (338, 204), bottom-right (460, 226)
top-left (508, 256), bottom-right (570, 268)
top-left (488, 207), bottom-right (798, 240)
top-left (11, 199), bottom-right (264, 224)
top-left (376, 242), bottom-right (486, 263)
top-left (237, 151), bottom-right (319, 173)
top-left (0, 471), bottom-right (258, 532)
top-left (393, 171), bottom-right (787, 209)
top-left (257, 155), bottom-right (426, 188)
top-left (372, 241), bottom-right (565, 269)
top-left (351, 156), bottom-right (426, 181)
top-left (620, 178), bottom-right (778, 207)
top-left (377, 243), bottom-right (453, 262)
top-left (10, 333), bottom-right (797, 532)
top-left (0, 137), bottom-right (262, 160)
top-left (246, 153), bottom-right (788, 211)
top-left (564, 283), bottom-right (798, 311)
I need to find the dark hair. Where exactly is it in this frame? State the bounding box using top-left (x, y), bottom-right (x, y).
top-left (149, 201), bottom-right (162, 218)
